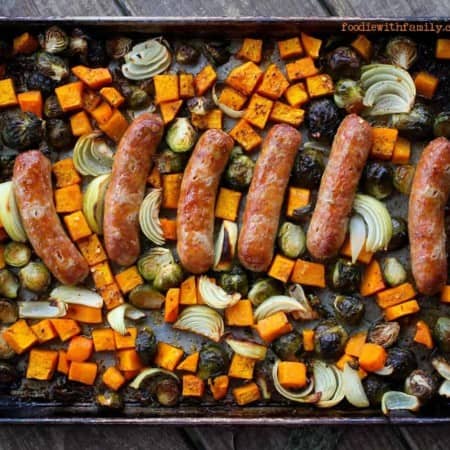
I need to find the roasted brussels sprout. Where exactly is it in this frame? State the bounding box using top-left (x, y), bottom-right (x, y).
top-left (153, 262), bottom-right (183, 292)
top-left (0, 329), bottom-right (15, 360)
top-left (69, 28), bottom-right (88, 58)
top-left (306, 98), bottom-right (341, 141)
top-left (385, 347), bottom-right (417, 381)
top-left (1, 110), bottom-right (43, 151)
top-left (385, 36), bottom-right (417, 70)
top-left (218, 266), bottom-right (248, 297)
top-left (202, 41), bottom-right (231, 66)
top-left (166, 118), bottom-right (198, 153)
top-left (390, 103), bottom-right (433, 139)
top-left (362, 162), bottom-right (394, 200)
top-left (18, 262), bottom-right (51, 293)
top-left (44, 95), bottom-right (64, 119)
top-left (333, 295), bottom-right (365, 325)
top-left (433, 111), bottom-right (450, 138)
top-left (137, 248), bottom-right (174, 282)
top-left (106, 36), bottom-right (133, 60)
top-left (404, 369), bottom-right (437, 402)
top-left (127, 86), bottom-right (151, 110)
top-left (175, 44), bottom-right (200, 65)
top-left (292, 149), bottom-right (324, 189)
top-left (248, 278), bottom-right (283, 306)
top-left (387, 217), bottom-right (408, 251)
top-left (26, 72), bottom-right (56, 98)
top-left (197, 343), bottom-right (229, 380)
top-left (277, 221), bottom-right (306, 259)
top-left (0, 270), bottom-right (19, 299)
top-left (434, 317), bottom-right (450, 353)
top-left (393, 164), bottom-right (415, 195)
top-left (272, 331), bottom-right (303, 361)
top-left (3, 242), bottom-right (31, 268)
top-left (363, 375), bottom-right (391, 406)
top-left (96, 390), bottom-right (123, 409)
top-left (314, 320), bottom-right (348, 360)
top-left (0, 300), bottom-right (18, 324)
top-left (326, 46), bottom-right (361, 79)
top-left (0, 149), bottom-right (17, 183)
top-left (330, 258), bottom-right (361, 294)
top-left (381, 257), bottom-right (407, 287)
top-left (224, 151), bottom-right (255, 191)
top-left (129, 285), bottom-right (165, 310)
top-left (0, 362), bottom-right (18, 385)
top-left (39, 26), bottom-right (69, 54)
top-left (136, 327), bottom-right (157, 366)
top-left (368, 322), bottom-right (400, 348)
top-left (186, 96), bottom-right (214, 116)
top-left (45, 118), bottom-right (73, 151)
top-left (155, 148), bottom-right (188, 174)
top-left (86, 39), bottom-right (107, 67)
top-left (36, 52), bottom-right (69, 82)
top-left (151, 375), bottom-right (180, 406)
top-left (333, 79), bottom-right (364, 113)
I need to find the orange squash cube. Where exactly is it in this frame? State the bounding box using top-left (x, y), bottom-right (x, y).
top-left (278, 37), bottom-right (303, 60)
top-left (286, 57), bottom-right (319, 82)
top-left (236, 38), bottom-right (263, 63)
top-left (257, 64), bottom-right (290, 100)
top-left (268, 254), bottom-right (295, 283)
top-left (286, 187), bottom-right (310, 217)
top-left (226, 62), bottom-right (263, 96)
top-left (194, 65), bottom-right (217, 96)
top-left (284, 82), bottom-right (309, 107)
top-left (63, 211), bottom-right (92, 241)
top-left (229, 119), bottom-right (262, 152)
top-left (243, 94), bottom-right (274, 129)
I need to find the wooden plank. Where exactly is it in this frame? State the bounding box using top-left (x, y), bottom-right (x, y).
top-left (322, 0), bottom-right (450, 17)
top-left (400, 425), bottom-right (450, 450)
top-left (338, 426), bottom-right (409, 450)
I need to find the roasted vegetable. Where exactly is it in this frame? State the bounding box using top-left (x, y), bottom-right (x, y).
top-left (0, 149), bottom-right (17, 183)
top-left (381, 257), bottom-right (407, 287)
top-left (433, 111), bottom-right (450, 138)
top-left (277, 221), bottom-right (306, 259)
top-left (272, 331), bottom-right (303, 361)
top-left (387, 217), bottom-right (408, 251)
top-left (218, 266), bottom-right (248, 297)
top-left (385, 347), bottom-right (417, 381)
top-left (434, 317), bottom-right (450, 353)
top-left (0, 270), bottom-right (19, 299)
top-left (39, 26), bottom-right (69, 54)
top-left (393, 164), bottom-right (415, 195)
top-left (46, 118), bottom-right (73, 151)
top-left (362, 162), bottom-right (393, 200)
top-left (155, 148), bottom-right (188, 174)
top-left (363, 375), bottom-right (391, 406)
top-left (224, 149), bottom-right (255, 191)
top-left (96, 390), bottom-right (123, 409)
top-left (136, 327), bottom-right (157, 366)
top-left (165, 118), bottom-right (197, 153)
top-left (368, 321), bottom-right (400, 348)
top-left (175, 43), bottom-right (200, 65)
top-left (106, 37), bottom-right (133, 60)
top-left (333, 78), bottom-right (364, 113)
top-left (0, 300), bottom-right (18, 324)
top-left (333, 295), bottom-right (365, 325)
top-left (292, 149), bottom-right (324, 189)
top-left (248, 278), bottom-right (283, 306)
top-left (306, 98), bottom-right (341, 141)
top-left (129, 285), bottom-right (165, 310)
top-left (3, 242), bottom-right (31, 268)
top-left (26, 72), bottom-right (56, 98)
top-left (326, 46), bottom-right (361, 79)
top-left (0, 327), bottom-right (15, 360)
top-left (314, 320), bottom-right (348, 360)
top-left (69, 28), bottom-right (88, 58)
top-left (197, 343), bottom-right (229, 380)
top-left (153, 262), bottom-right (183, 292)
top-left (1, 110), bottom-right (43, 151)
top-left (36, 52), bottom-right (69, 82)
top-left (330, 259), bottom-right (361, 294)
top-left (404, 369), bottom-right (437, 402)
top-left (152, 375), bottom-right (181, 406)
top-left (43, 95), bottom-right (64, 119)
top-left (137, 248), bottom-right (174, 282)
top-left (187, 96), bottom-right (214, 116)
top-left (87, 39), bottom-right (107, 67)
top-left (385, 36), bottom-right (417, 70)
top-left (390, 103), bottom-right (433, 139)
top-left (202, 41), bottom-right (230, 66)
top-left (18, 262), bottom-right (50, 293)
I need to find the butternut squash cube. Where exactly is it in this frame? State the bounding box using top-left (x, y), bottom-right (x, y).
top-left (436, 39), bottom-right (450, 60)
top-left (155, 342), bottom-right (184, 371)
top-left (371, 127), bottom-right (398, 160)
top-left (229, 119), bottom-right (262, 152)
top-left (233, 382), bottom-right (260, 405)
top-left (306, 74), bottom-right (334, 98)
top-left (63, 211), bottom-right (92, 241)
top-left (218, 86), bottom-right (247, 111)
top-left (215, 188), bottom-right (242, 221)
top-left (52, 158), bottom-right (81, 188)
top-left (26, 349), bottom-right (58, 381)
top-left (225, 300), bottom-right (254, 326)
top-left (269, 101), bottom-right (305, 127)
top-left (90, 261), bottom-right (114, 289)
top-left (191, 109), bottom-right (223, 130)
top-left (182, 374), bottom-right (205, 397)
top-left (154, 74), bottom-right (179, 104)
top-left (179, 73), bottom-right (195, 98)
top-left (55, 184), bottom-right (83, 213)
top-left (180, 275), bottom-right (198, 305)
top-left (236, 38), bottom-right (263, 63)
top-left (287, 187), bottom-right (310, 218)
top-left (228, 353), bottom-right (256, 379)
top-left (301, 32), bottom-right (322, 59)
top-left (278, 361), bottom-right (307, 389)
top-left (99, 86), bottom-right (125, 108)
top-left (194, 65), bottom-right (217, 96)
top-left (99, 283), bottom-right (124, 310)
top-left (162, 173), bottom-right (183, 209)
top-left (99, 109), bottom-right (129, 143)
top-left (291, 259), bottom-right (325, 288)
top-left (226, 61), bottom-right (263, 96)
top-left (55, 81), bottom-right (83, 112)
top-left (268, 254), bottom-right (295, 283)
top-left (31, 319), bottom-right (57, 344)
top-left (278, 37), bottom-right (303, 60)
top-left (256, 64), bottom-right (290, 100)
top-left (115, 266), bottom-right (144, 294)
top-left (284, 82), bottom-right (309, 107)
top-left (50, 319), bottom-right (81, 342)
top-left (351, 34), bottom-right (373, 61)
top-left (3, 319), bottom-right (38, 354)
top-left (160, 99), bottom-right (183, 124)
top-left (243, 93), bottom-right (274, 129)
top-left (77, 234), bottom-right (107, 267)
top-left (102, 366), bottom-right (125, 391)
top-left (286, 57), bottom-right (319, 82)
top-left (70, 110), bottom-right (93, 136)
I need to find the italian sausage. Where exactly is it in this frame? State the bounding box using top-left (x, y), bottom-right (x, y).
top-left (13, 151), bottom-right (89, 285)
top-left (238, 124), bottom-right (301, 272)
top-left (177, 129), bottom-right (234, 274)
top-left (409, 137), bottom-right (450, 295)
top-left (104, 113), bottom-right (164, 266)
top-left (306, 114), bottom-right (372, 260)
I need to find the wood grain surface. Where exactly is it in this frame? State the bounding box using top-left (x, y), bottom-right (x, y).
top-left (1, 1), bottom-right (449, 449)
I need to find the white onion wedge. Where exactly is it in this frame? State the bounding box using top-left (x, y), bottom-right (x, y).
top-left (317, 365), bottom-right (345, 408)
top-left (343, 363), bottom-right (370, 408)
top-left (225, 338), bottom-right (267, 361)
top-left (139, 189), bottom-right (165, 245)
top-left (439, 380), bottom-right (450, 398)
top-left (73, 133), bottom-right (114, 177)
top-left (18, 300), bottom-right (67, 319)
top-left (83, 174), bottom-right (110, 234)
top-left (197, 276), bottom-right (240, 309)
top-left (130, 368), bottom-right (179, 389)
top-left (288, 284), bottom-right (319, 320)
top-left (0, 181), bottom-right (27, 242)
top-left (254, 295), bottom-right (302, 321)
top-left (313, 361), bottom-right (337, 403)
top-left (432, 357), bottom-right (450, 381)
top-left (50, 285), bottom-right (103, 308)
top-left (107, 303), bottom-right (146, 336)
top-left (213, 220), bottom-right (238, 272)
top-left (349, 214), bottom-right (366, 263)
top-left (381, 391), bottom-right (420, 415)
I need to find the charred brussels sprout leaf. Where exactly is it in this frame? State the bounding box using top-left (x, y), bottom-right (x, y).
top-left (175, 44), bottom-right (200, 65)
top-left (44, 95), bottom-right (65, 119)
top-left (292, 149), bottom-right (324, 189)
top-left (272, 331), bottom-right (303, 361)
top-left (1, 110), bottom-right (43, 151)
top-left (390, 103), bottom-right (433, 139)
top-left (386, 347), bottom-right (417, 381)
top-left (26, 72), bottom-right (56, 98)
top-left (306, 98), bottom-right (341, 141)
top-left (387, 217), bottom-right (408, 251)
top-left (363, 375), bottom-right (391, 406)
top-left (46, 118), bottom-right (73, 151)
top-left (362, 162), bottom-right (394, 200)
top-left (0, 149), bottom-right (18, 183)
top-left (330, 258), bottom-right (361, 294)
top-left (136, 327), bottom-right (157, 366)
top-left (314, 320), bottom-right (348, 361)
top-left (434, 317), bottom-right (450, 353)
top-left (218, 266), bottom-right (249, 297)
top-left (333, 295), bottom-right (365, 325)
top-left (326, 46), bottom-right (361, 79)
top-left (197, 343), bottom-right (229, 380)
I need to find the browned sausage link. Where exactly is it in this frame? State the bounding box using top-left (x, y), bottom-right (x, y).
top-left (13, 151), bottom-right (89, 285)
top-left (409, 137), bottom-right (450, 295)
top-left (238, 124), bottom-right (301, 272)
top-left (306, 114), bottom-right (373, 260)
top-left (104, 113), bottom-right (164, 266)
top-left (177, 129), bottom-right (234, 274)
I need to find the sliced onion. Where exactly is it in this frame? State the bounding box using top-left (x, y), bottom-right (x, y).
top-left (197, 276), bottom-right (240, 309)
top-left (303, 141), bottom-right (330, 153)
top-left (432, 357), bottom-right (450, 381)
top-left (272, 359), bottom-right (321, 403)
top-left (213, 220), bottom-right (238, 272)
top-left (18, 300), bottom-right (67, 319)
top-left (313, 361), bottom-right (337, 402)
top-left (254, 295), bottom-right (302, 321)
top-left (0, 181), bottom-right (27, 242)
top-left (353, 194), bottom-right (392, 253)
top-left (173, 305), bottom-right (224, 342)
top-left (50, 285), bottom-right (103, 308)
top-left (129, 367), bottom-right (179, 389)
top-left (288, 284), bottom-right (319, 320)
top-left (73, 133), bottom-right (114, 177)
top-left (349, 214), bottom-right (366, 263)
top-left (83, 174), bottom-right (110, 234)
top-left (381, 391), bottom-right (420, 415)
top-left (212, 84), bottom-right (245, 119)
top-left (374, 365), bottom-right (394, 376)
top-left (107, 303), bottom-right (146, 336)
top-left (225, 338), bottom-right (267, 361)
top-left (317, 365), bottom-right (345, 408)
top-left (139, 188), bottom-right (165, 245)
top-left (343, 362), bottom-right (370, 408)
top-left (438, 380), bottom-right (450, 398)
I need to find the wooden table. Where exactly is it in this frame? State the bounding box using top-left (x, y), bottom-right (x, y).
top-left (1, 1), bottom-right (450, 448)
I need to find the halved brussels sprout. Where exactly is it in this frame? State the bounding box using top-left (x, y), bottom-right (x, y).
top-left (333, 295), bottom-right (365, 325)
top-left (3, 242), bottom-right (31, 268)
top-left (166, 118), bottom-right (198, 153)
top-left (314, 320), bottom-right (348, 361)
top-left (1, 110), bottom-right (43, 151)
top-left (434, 317), bottom-right (450, 353)
top-left (306, 98), bottom-right (341, 141)
top-left (46, 119), bottom-right (73, 151)
top-left (330, 258), bottom-right (361, 294)
top-left (381, 257), bottom-right (407, 287)
top-left (0, 299), bottom-right (18, 324)
top-left (137, 248), bottom-right (174, 282)
top-left (106, 37), bottom-right (133, 60)
top-left (36, 52), bottom-right (69, 82)
top-left (385, 36), bottom-right (417, 70)
top-left (368, 321), bottom-right (400, 348)
top-left (272, 331), bottom-right (303, 361)
top-left (155, 148), bottom-right (188, 174)
top-left (292, 149), bottom-right (325, 189)
top-left (387, 217), bottom-right (408, 251)
top-left (197, 343), bottom-right (229, 380)
top-left (0, 328), bottom-right (15, 360)
top-left (393, 165), bottom-right (415, 195)
top-left (277, 222), bottom-right (306, 259)
top-left (362, 162), bottom-right (394, 200)
top-left (385, 347), bottom-right (417, 381)
top-left (218, 266), bottom-right (248, 297)
top-left (0, 270), bottom-right (19, 299)
top-left (404, 369), bottom-right (437, 402)
top-left (153, 262), bottom-right (183, 292)
top-left (333, 79), bottom-right (364, 113)
top-left (363, 375), bottom-right (391, 406)
top-left (44, 95), bottom-right (64, 119)
top-left (39, 26), bottom-right (69, 54)
top-left (248, 278), bottom-right (283, 306)
top-left (202, 41), bottom-right (230, 66)
top-left (129, 285), bottom-right (165, 310)
top-left (69, 28), bottom-right (88, 57)
top-left (390, 103), bottom-right (433, 139)
top-left (326, 46), bottom-right (361, 79)
top-left (224, 152), bottom-right (255, 191)
top-left (136, 326), bottom-right (157, 366)
top-left (175, 44), bottom-right (200, 65)
top-left (187, 96), bottom-right (214, 116)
